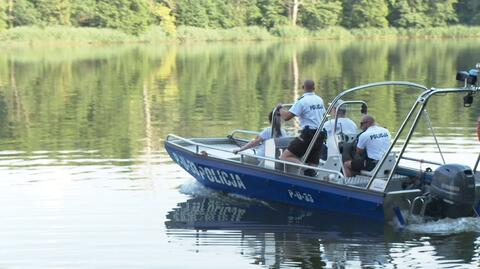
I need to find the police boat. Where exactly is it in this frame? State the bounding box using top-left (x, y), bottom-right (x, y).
top-left (165, 65), bottom-right (480, 225)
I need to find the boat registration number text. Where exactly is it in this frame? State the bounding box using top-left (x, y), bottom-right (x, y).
top-left (288, 189), bottom-right (314, 203)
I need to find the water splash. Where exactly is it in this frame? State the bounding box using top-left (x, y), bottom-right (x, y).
top-left (178, 179), bottom-right (212, 196)
top-left (178, 180), bottom-right (272, 208)
top-left (405, 217), bottom-right (480, 235)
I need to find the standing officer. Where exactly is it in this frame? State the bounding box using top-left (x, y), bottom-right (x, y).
top-left (277, 79), bottom-right (326, 176)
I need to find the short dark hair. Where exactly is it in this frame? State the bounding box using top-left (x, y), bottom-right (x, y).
top-left (303, 80), bottom-right (315, 91)
top-left (336, 107), bottom-right (346, 116)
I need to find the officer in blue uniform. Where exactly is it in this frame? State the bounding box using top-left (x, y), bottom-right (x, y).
top-left (277, 80), bottom-right (326, 175)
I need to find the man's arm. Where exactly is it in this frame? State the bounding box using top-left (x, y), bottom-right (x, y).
top-left (355, 133), bottom-right (367, 156)
top-left (279, 108), bottom-right (295, 121)
top-left (355, 147), bottom-right (365, 155)
top-left (276, 103), bottom-right (296, 121)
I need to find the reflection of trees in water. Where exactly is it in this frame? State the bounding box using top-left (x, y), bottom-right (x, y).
top-left (0, 41), bottom-right (478, 157)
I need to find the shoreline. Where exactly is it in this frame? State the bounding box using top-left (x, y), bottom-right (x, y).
top-left (1, 25), bottom-right (480, 47)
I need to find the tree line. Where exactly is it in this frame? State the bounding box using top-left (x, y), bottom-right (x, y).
top-left (0, 0), bottom-right (479, 35)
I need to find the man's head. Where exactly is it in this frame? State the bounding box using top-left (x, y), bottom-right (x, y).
top-left (360, 114), bottom-right (375, 131)
top-left (302, 80), bottom-right (315, 92)
top-left (331, 99), bottom-right (346, 117)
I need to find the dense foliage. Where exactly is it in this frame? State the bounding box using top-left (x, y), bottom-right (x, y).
top-left (0, 0), bottom-right (479, 35)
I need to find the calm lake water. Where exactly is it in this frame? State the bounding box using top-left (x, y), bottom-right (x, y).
top-left (0, 40), bottom-right (479, 268)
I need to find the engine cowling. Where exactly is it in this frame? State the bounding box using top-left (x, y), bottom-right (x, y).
top-left (426, 164), bottom-right (475, 218)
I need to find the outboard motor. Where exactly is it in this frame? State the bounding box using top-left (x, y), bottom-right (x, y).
top-left (425, 164), bottom-right (476, 218)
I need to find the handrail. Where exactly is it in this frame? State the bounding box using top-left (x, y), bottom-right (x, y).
top-left (229, 129), bottom-right (261, 140)
top-left (302, 81), bottom-right (429, 165)
top-left (330, 100), bottom-right (367, 176)
top-left (366, 100), bottom-right (422, 189)
top-left (401, 156), bottom-right (443, 166)
top-left (379, 86), bottom-right (480, 190)
top-left (166, 134), bottom-right (344, 179)
top-left (423, 109), bottom-right (445, 164)
top-left (370, 96), bottom-right (426, 189)
top-left (331, 100), bottom-right (367, 149)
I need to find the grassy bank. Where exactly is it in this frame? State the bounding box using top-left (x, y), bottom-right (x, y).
top-left (1, 25), bottom-right (480, 46)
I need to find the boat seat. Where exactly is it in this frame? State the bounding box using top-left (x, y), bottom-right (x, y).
top-left (263, 137), bottom-right (295, 170)
top-left (360, 152), bottom-right (396, 177)
top-left (320, 155), bottom-right (343, 173)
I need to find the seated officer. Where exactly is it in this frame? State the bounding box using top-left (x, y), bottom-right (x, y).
top-left (323, 99), bottom-right (357, 157)
top-left (343, 115), bottom-right (391, 177)
top-left (233, 111), bottom-right (287, 157)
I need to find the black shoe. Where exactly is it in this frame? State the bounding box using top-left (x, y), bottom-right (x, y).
top-left (304, 169), bottom-right (317, 177)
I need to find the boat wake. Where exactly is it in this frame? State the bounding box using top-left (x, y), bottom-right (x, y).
top-left (404, 217), bottom-right (480, 235)
top-left (178, 179), bottom-right (272, 208)
top-left (178, 178), bottom-right (213, 196)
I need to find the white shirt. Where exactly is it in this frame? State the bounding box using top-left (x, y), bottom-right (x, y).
top-left (357, 125), bottom-right (391, 160)
top-left (323, 118), bottom-right (358, 156)
top-left (256, 127), bottom-right (287, 157)
top-left (289, 92), bottom-right (325, 129)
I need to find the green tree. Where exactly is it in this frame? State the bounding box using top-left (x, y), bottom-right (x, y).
top-left (11, 0), bottom-right (40, 26)
top-left (456, 0), bottom-right (480, 25)
top-left (0, 0), bottom-right (7, 30)
top-left (71, 0), bottom-right (96, 26)
top-left (387, 0), bottom-right (428, 27)
top-left (149, 0), bottom-right (176, 34)
top-left (35, 0), bottom-right (72, 25)
top-left (256, 0), bottom-right (289, 28)
top-left (342, 0), bottom-right (389, 28)
top-left (95, 0), bottom-right (151, 35)
top-left (244, 2), bottom-right (262, 25)
top-left (174, 0), bottom-right (259, 29)
top-left (299, 0), bottom-right (343, 30)
top-left (174, 0), bottom-right (209, 27)
top-left (388, 0), bottom-right (457, 27)
top-left (426, 0), bottom-right (458, 26)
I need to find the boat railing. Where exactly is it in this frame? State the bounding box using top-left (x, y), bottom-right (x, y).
top-left (401, 156), bottom-right (443, 166)
top-left (166, 134), bottom-right (344, 180)
top-left (374, 85), bottom-right (480, 191)
top-left (229, 129), bottom-right (261, 140)
top-left (303, 81), bottom-right (429, 167)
